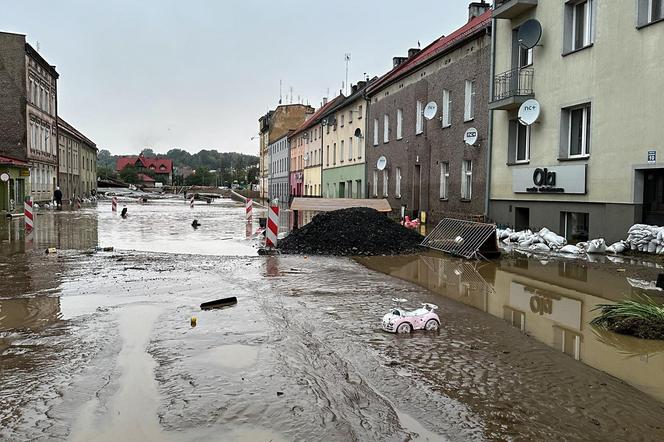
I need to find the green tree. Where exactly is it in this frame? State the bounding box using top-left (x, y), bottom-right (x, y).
top-left (140, 148), bottom-right (156, 157)
top-left (119, 165), bottom-right (139, 184)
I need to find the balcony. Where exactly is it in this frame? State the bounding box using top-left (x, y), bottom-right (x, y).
top-left (489, 67), bottom-right (534, 111)
top-left (493, 0), bottom-right (538, 20)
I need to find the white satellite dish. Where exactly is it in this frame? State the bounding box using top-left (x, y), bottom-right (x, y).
top-left (303, 153), bottom-right (309, 161)
top-left (376, 156), bottom-right (387, 171)
top-left (423, 101), bottom-right (438, 120)
top-left (464, 128), bottom-right (478, 146)
top-left (518, 99), bottom-right (541, 125)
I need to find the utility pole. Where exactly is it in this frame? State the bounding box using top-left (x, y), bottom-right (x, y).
top-left (344, 53), bottom-right (351, 95)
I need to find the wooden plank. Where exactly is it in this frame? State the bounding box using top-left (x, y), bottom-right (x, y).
top-left (290, 197), bottom-right (392, 212)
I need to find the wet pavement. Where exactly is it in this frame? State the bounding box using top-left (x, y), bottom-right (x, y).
top-left (1, 199), bottom-right (664, 441)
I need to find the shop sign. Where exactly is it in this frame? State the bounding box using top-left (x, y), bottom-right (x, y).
top-left (648, 151), bottom-right (656, 164)
top-left (512, 164), bottom-right (586, 194)
top-left (20, 169), bottom-right (30, 177)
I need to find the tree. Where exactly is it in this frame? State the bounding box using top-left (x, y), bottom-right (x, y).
top-left (97, 166), bottom-right (117, 180)
top-left (97, 149), bottom-right (115, 169)
top-left (140, 148), bottom-right (156, 157)
top-left (119, 165), bottom-right (139, 184)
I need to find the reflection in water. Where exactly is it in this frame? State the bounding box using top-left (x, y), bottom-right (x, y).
top-left (358, 252), bottom-right (664, 402)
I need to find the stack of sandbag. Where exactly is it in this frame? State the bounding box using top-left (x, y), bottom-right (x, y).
top-left (586, 238), bottom-right (606, 254)
top-left (625, 224), bottom-right (664, 254)
top-left (497, 227), bottom-right (567, 252)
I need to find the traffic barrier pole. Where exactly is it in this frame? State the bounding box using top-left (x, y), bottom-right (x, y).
top-left (24, 197), bottom-right (34, 233)
top-left (112, 197), bottom-right (118, 212)
top-left (190, 195), bottom-right (195, 208)
top-left (266, 204), bottom-right (279, 248)
top-left (245, 198), bottom-right (253, 221)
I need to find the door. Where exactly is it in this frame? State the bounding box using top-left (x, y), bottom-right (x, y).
top-left (515, 207), bottom-right (530, 231)
top-left (412, 165), bottom-right (421, 216)
top-left (339, 181), bottom-right (345, 198)
top-left (643, 169), bottom-right (664, 225)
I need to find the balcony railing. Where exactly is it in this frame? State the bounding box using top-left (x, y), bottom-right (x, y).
top-left (492, 67), bottom-right (534, 102)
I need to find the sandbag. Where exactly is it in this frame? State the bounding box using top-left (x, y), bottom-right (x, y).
top-left (529, 243), bottom-right (550, 252)
top-left (560, 244), bottom-right (583, 254)
top-left (606, 241), bottom-right (626, 254)
top-left (586, 238), bottom-right (606, 254)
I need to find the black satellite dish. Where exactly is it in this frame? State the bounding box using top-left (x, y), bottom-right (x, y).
top-left (517, 19), bottom-right (542, 49)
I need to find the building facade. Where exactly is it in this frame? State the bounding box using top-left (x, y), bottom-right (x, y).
top-left (258, 104), bottom-right (313, 201)
top-left (321, 81), bottom-right (370, 199)
top-left (58, 117), bottom-right (97, 200)
top-left (489, 0), bottom-right (664, 243)
top-left (0, 32), bottom-right (59, 203)
top-left (268, 135), bottom-right (291, 204)
top-left (0, 156), bottom-right (30, 212)
top-left (366, 5), bottom-right (491, 222)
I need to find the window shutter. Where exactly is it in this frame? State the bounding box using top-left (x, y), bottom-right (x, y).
top-left (508, 120), bottom-right (517, 164)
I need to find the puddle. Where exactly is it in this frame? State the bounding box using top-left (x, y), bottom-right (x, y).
top-left (357, 252), bottom-right (664, 402)
top-left (196, 344), bottom-right (259, 369)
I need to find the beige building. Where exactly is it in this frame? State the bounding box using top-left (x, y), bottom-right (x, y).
top-left (489, 0), bottom-right (664, 243)
top-left (321, 82), bottom-right (370, 199)
top-left (58, 117), bottom-right (97, 199)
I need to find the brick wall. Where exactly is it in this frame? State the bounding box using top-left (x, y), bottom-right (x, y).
top-left (0, 33), bottom-right (28, 161)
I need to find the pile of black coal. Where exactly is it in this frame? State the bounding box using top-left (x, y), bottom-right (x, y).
top-left (277, 207), bottom-right (423, 256)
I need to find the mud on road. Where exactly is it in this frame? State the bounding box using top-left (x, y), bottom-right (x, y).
top-left (1, 249), bottom-right (663, 440)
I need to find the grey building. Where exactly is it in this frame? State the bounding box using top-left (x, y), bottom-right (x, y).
top-left (366, 2), bottom-right (491, 223)
top-left (268, 134), bottom-right (291, 205)
top-left (0, 31), bottom-right (59, 203)
top-left (58, 117), bottom-right (97, 200)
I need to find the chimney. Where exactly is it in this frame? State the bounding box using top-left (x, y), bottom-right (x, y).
top-left (468, 1), bottom-right (489, 21)
top-left (407, 48), bottom-right (421, 58)
top-left (392, 56), bottom-right (407, 68)
top-left (356, 80), bottom-right (366, 89)
top-left (322, 97), bottom-right (328, 105)
top-left (351, 83), bottom-right (358, 94)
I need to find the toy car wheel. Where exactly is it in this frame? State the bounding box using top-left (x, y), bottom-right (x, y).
top-left (396, 322), bottom-right (412, 334)
top-left (425, 319), bottom-right (440, 331)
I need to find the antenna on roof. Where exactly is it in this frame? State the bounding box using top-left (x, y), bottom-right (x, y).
top-left (279, 80), bottom-right (282, 105)
top-left (344, 53), bottom-right (351, 95)
top-left (35, 41), bottom-right (40, 51)
top-left (417, 40), bottom-right (421, 48)
top-left (290, 86), bottom-right (293, 104)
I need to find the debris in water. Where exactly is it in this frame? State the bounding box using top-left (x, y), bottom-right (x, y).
top-left (276, 391), bottom-right (284, 396)
top-left (95, 246), bottom-right (114, 252)
top-left (200, 296), bottom-right (238, 310)
top-left (192, 219), bottom-right (201, 229)
top-left (191, 316), bottom-right (197, 327)
top-left (45, 247), bottom-right (57, 254)
top-left (277, 207), bottom-right (422, 256)
top-left (591, 296), bottom-right (664, 340)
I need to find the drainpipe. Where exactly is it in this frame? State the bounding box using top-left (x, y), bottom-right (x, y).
top-left (485, 17), bottom-right (497, 221)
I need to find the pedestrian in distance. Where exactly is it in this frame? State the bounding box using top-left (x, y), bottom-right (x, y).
top-left (121, 206), bottom-right (128, 218)
top-left (54, 187), bottom-right (63, 209)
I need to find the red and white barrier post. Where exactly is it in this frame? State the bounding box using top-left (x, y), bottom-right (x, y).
top-left (190, 195), bottom-right (195, 208)
top-left (245, 198), bottom-right (253, 221)
top-left (112, 196), bottom-right (118, 212)
top-left (24, 197), bottom-right (34, 233)
top-left (76, 197), bottom-right (81, 210)
top-left (266, 204), bottom-right (279, 248)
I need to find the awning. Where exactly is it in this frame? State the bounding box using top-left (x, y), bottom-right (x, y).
top-left (290, 197), bottom-right (392, 212)
top-left (0, 155), bottom-right (29, 167)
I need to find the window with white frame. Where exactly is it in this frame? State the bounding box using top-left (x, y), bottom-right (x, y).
top-left (461, 160), bottom-right (472, 200)
top-left (348, 137), bottom-right (353, 160)
top-left (442, 90), bottom-right (451, 127)
top-left (395, 167), bottom-right (401, 198)
top-left (333, 143), bottom-right (337, 165)
top-left (373, 118), bottom-right (379, 145)
top-left (340, 140), bottom-right (344, 162)
top-left (464, 80), bottom-right (475, 121)
top-left (358, 105), bottom-right (363, 119)
top-left (416, 101), bottom-right (423, 134)
top-left (519, 45), bottom-right (533, 68)
top-left (348, 110), bottom-right (352, 123)
top-left (372, 170), bottom-right (378, 197)
top-left (396, 109), bottom-right (403, 139)
top-left (382, 170), bottom-right (388, 197)
top-left (326, 145), bottom-right (330, 166)
top-left (440, 162), bottom-right (449, 199)
top-left (567, 104), bottom-right (591, 157)
top-left (565, 0), bottom-right (594, 52)
top-left (638, 0), bottom-right (664, 25)
top-left (516, 124), bottom-right (531, 163)
top-left (340, 114), bottom-right (345, 127)
top-left (383, 114), bottom-right (389, 143)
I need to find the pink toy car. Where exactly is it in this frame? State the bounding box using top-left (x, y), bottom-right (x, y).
top-left (382, 299), bottom-right (440, 333)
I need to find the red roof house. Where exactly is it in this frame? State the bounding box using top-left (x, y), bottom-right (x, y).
top-left (116, 155), bottom-right (173, 184)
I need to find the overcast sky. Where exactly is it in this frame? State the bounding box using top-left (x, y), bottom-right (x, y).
top-left (4, 0), bottom-right (475, 156)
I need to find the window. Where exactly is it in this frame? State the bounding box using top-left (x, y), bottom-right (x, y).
top-left (566, 104), bottom-right (591, 157)
top-left (340, 114), bottom-right (345, 127)
top-left (561, 212), bottom-right (589, 243)
top-left (516, 124), bottom-right (531, 163)
top-left (348, 137), bottom-right (353, 160)
top-left (395, 167), bottom-right (401, 198)
top-left (383, 114), bottom-right (389, 143)
top-left (326, 183), bottom-right (330, 198)
top-left (348, 110), bottom-right (352, 123)
top-left (519, 45), bottom-right (533, 68)
top-left (340, 140), bottom-right (344, 162)
top-left (373, 118), bottom-right (379, 145)
top-left (415, 101), bottom-right (423, 134)
top-left (565, 0), bottom-right (594, 52)
top-left (461, 160), bottom-right (472, 200)
top-left (442, 90), bottom-right (451, 127)
top-left (464, 80), bottom-right (475, 121)
top-left (356, 179), bottom-right (362, 198)
top-left (396, 109), bottom-right (403, 139)
top-left (372, 170), bottom-right (378, 197)
top-left (440, 162), bottom-right (449, 199)
top-left (382, 170), bottom-right (388, 197)
top-left (326, 145), bottom-right (330, 166)
top-left (638, 0), bottom-right (664, 26)
top-left (358, 105), bottom-right (363, 119)
top-left (332, 143), bottom-right (337, 165)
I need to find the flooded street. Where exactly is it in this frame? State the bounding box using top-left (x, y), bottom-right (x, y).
top-left (2, 200), bottom-right (664, 441)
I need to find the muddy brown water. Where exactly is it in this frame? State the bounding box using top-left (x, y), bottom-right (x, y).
top-left (1, 200), bottom-right (664, 441)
